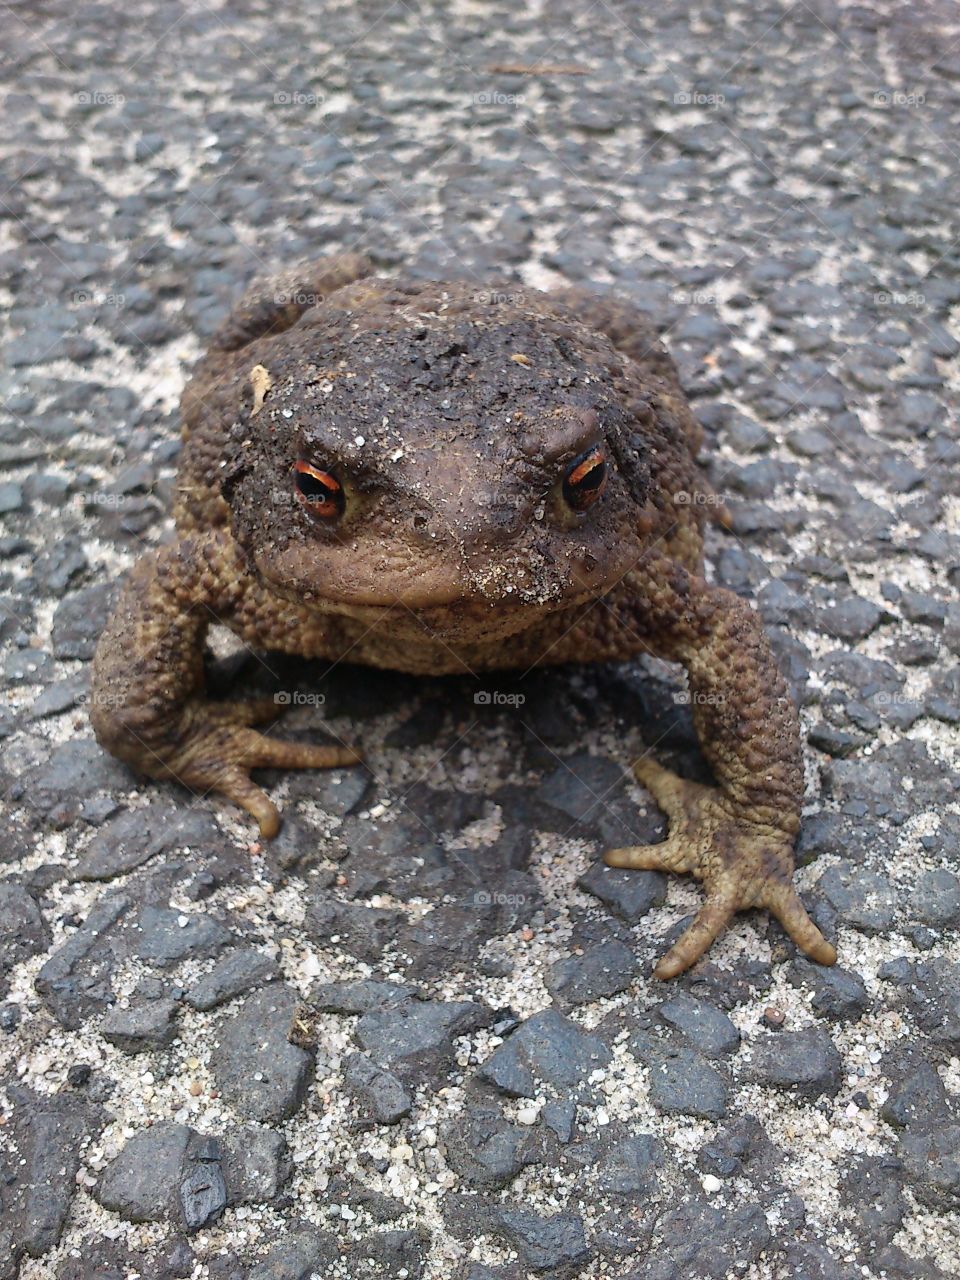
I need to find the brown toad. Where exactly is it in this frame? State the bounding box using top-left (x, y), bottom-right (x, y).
top-left (90, 254), bottom-right (835, 978)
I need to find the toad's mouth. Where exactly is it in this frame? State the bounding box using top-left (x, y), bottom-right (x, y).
top-left (301, 586), bottom-right (603, 624)
top-left (255, 542), bottom-right (637, 619)
top-left (259, 585), bottom-right (608, 634)
top-left (256, 565), bottom-right (628, 626)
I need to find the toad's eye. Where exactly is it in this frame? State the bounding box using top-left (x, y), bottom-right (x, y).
top-left (562, 445), bottom-right (607, 512)
top-left (294, 460), bottom-right (344, 519)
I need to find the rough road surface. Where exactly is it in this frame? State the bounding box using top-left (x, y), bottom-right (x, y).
top-left (1, 2), bottom-right (959, 1277)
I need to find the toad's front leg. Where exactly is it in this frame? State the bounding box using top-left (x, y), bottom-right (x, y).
top-left (90, 533), bottom-right (360, 837)
top-left (605, 555), bottom-right (836, 979)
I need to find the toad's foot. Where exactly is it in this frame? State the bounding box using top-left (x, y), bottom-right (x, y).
top-left (605, 757), bottom-right (835, 980)
top-left (133, 697), bottom-right (361, 839)
top-left (89, 536), bottom-right (361, 840)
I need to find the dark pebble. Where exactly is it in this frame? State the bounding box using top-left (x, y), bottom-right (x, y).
top-left (344, 1052), bottom-right (412, 1125)
top-left (656, 992), bottom-right (740, 1056)
top-left (577, 859), bottom-right (667, 924)
top-left (746, 1027), bottom-right (842, 1097)
top-left (185, 947), bottom-right (280, 1012)
top-left (476, 1007), bottom-right (611, 1099)
top-left (546, 939), bottom-right (639, 1008)
top-left (355, 995), bottom-right (491, 1088)
top-left (787, 960), bottom-right (870, 1022)
top-left (492, 1208), bottom-right (591, 1278)
top-left (210, 985), bottom-right (313, 1124)
top-left (101, 995), bottom-right (178, 1053)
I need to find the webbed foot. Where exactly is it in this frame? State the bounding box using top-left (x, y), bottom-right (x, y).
top-left (126, 696), bottom-right (361, 838)
top-left (605, 757), bottom-right (835, 979)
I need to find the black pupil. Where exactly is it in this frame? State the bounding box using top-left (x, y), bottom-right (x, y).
top-left (564, 450), bottom-right (606, 509)
top-left (574, 461), bottom-right (604, 494)
top-left (297, 470), bottom-right (335, 503)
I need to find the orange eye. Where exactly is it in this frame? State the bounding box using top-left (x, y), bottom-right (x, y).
top-left (294, 460), bottom-right (344, 519)
top-left (562, 444), bottom-right (607, 512)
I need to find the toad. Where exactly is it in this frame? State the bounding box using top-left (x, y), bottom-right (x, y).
top-left (91, 254), bottom-right (835, 978)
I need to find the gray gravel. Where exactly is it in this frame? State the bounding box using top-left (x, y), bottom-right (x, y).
top-left (1, 0), bottom-right (960, 1277)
